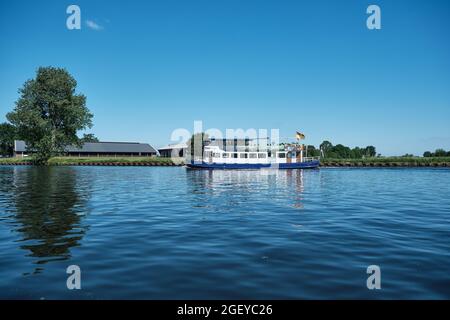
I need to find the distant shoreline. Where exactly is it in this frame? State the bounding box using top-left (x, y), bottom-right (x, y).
top-left (320, 162), bottom-right (450, 168)
top-left (320, 157), bottom-right (450, 168)
top-left (0, 156), bottom-right (181, 167)
top-left (0, 162), bottom-right (183, 167)
top-left (1, 156), bottom-right (450, 168)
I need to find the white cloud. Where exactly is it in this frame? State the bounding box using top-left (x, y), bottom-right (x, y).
top-left (85, 20), bottom-right (104, 31)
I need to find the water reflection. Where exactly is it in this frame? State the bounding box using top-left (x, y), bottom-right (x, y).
top-left (10, 167), bottom-right (90, 272)
top-left (186, 169), bottom-right (307, 210)
top-left (285, 169), bottom-right (305, 209)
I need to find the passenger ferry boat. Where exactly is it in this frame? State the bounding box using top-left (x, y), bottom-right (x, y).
top-left (186, 140), bottom-right (320, 170)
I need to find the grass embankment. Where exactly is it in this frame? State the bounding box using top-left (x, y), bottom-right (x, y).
top-left (0, 156), bottom-right (183, 166)
top-left (321, 157), bottom-right (450, 167)
top-left (1, 156), bottom-right (449, 167)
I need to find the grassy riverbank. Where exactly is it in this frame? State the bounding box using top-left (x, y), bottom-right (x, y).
top-left (321, 157), bottom-right (450, 167)
top-left (1, 156), bottom-right (450, 167)
top-left (0, 156), bottom-right (182, 166)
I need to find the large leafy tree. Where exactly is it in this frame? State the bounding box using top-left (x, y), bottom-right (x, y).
top-left (0, 122), bottom-right (17, 156)
top-left (7, 67), bottom-right (93, 163)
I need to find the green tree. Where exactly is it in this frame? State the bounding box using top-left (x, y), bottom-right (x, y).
top-left (434, 149), bottom-right (447, 157)
top-left (326, 151), bottom-right (338, 158)
top-left (306, 145), bottom-right (320, 157)
top-left (351, 147), bottom-right (363, 159)
top-left (319, 141), bottom-right (333, 157)
top-left (332, 144), bottom-right (352, 159)
top-left (81, 133), bottom-right (99, 143)
top-left (423, 151), bottom-right (432, 157)
top-left (364, 146), bottom-right (376, 157)
top-left (0, 122), bottom-right (17, 156)
top-left (7, 67), bottom-right (93, 164)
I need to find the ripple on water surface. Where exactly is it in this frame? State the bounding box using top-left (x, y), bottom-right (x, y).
top-left (0, 166), bottom-right (449, 299)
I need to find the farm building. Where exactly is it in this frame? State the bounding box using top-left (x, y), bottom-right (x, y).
top-left (14, 140), bottom-right (157, 157)
top-left (158, 143), bottom-right (187, 158)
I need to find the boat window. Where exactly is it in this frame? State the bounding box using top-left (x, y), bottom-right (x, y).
top-left (278, 153), bottom-right (286, 158)
top-left (249, 153), bottom-right (257, 159)
top-left (258, 153), bottom-right (267, 158)
top-left (239, 153), bottom-right (248, 159)
top-left (222, 153), bottom-right (229, 158)
top-left (233, 153), bottom-right (238, 158)
top-left (213, 153), bottom-right (220, 158)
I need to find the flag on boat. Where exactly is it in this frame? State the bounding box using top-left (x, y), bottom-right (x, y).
top-left (296, 131), bottom-right (305, 140)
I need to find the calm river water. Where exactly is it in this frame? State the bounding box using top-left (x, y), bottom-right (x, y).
top-left (0, 166), bottom-right (449, 299)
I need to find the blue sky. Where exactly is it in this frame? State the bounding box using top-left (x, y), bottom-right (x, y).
top-left (1, 0), bottom-right (449, 155)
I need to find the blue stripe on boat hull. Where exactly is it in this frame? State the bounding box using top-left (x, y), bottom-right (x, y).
top-left (186, 161), bottom-right (320, 170)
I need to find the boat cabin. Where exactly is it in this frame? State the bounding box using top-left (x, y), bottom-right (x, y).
top-left (202, 146), bottom-right (315, 164)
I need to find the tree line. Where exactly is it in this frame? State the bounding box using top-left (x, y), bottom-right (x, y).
top-left (423, 149), bottom-right (450, 157)
top-left (306, 141), bottom-right (377, 159)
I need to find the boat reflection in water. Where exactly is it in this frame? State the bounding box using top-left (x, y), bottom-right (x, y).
top-left (186, 168), bottom-right (310, 211)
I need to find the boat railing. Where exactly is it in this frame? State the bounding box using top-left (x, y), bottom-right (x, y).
top-left (189, 154), bottom-right (320, 163)
top-left (303, 156), bottom-right (321, 162)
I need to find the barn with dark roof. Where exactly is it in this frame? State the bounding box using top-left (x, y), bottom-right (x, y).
top-left (14, 140), bottom-right (157, 157)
